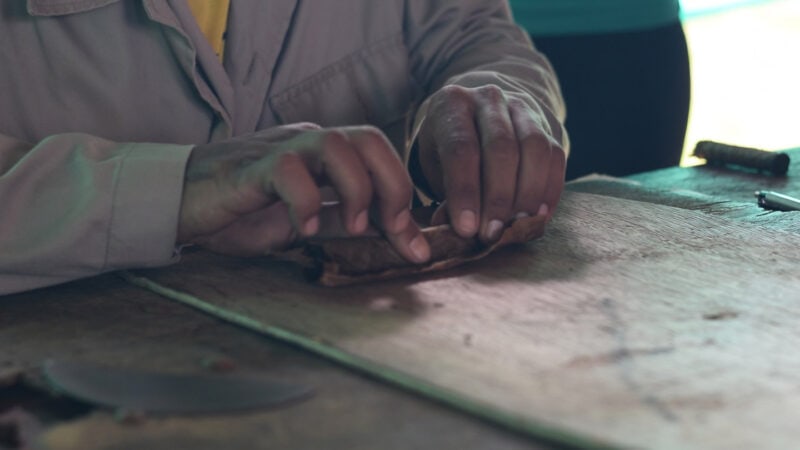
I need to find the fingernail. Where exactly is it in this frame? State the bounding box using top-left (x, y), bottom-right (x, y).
top-left (354, 210), bottom-right (368, 234)
top-left (303, 216), bottom-right (319, 235)
top-left (487, 219), bottom-right (504, 241)
top-left (409, 235), bottom-right (430, 262)
top-left (458, 210), bottom-right (478, 235)
top-left (514, 212), bottom-right (530, 220)
top-left (537, 204), bottom-right (549, 217)
top-left (393, 209), bottom-right (411, 233)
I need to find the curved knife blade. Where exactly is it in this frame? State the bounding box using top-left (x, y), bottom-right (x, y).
top-left (42, 359), bottom-right (313, 415)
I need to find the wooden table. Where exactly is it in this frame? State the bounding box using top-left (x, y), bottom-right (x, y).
top-left (2, 147), bottom-right (798, 450)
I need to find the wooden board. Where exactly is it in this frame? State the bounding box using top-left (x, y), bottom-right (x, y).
top-left (131, 192), bottom-right (800, 450)
top-left (0, 277), bottom-right (543, 450)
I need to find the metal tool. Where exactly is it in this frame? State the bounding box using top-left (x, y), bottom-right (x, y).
top-left (755, 190), bottom-right (800, 211)
top-left (42, 359), bottom-right (313, 415)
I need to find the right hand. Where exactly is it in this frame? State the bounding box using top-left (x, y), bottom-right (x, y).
top-left (177, 123), bottom-right (430, 264)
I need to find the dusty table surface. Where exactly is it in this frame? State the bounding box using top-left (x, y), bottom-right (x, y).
top-left (2, 147), bottom-right (798, 450)
top-left (127, 191), bottom-right (800, 450)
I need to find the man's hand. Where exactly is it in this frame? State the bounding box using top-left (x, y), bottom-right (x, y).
top-left (417, 84), bottom-right (566, 243)
top-left (178, 123), bottom-right (430, 263)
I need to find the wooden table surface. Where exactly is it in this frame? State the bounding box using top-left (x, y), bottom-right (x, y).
top-left (1, 147), bottom-right (798, 450)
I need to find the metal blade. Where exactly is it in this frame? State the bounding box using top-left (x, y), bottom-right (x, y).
top-left (42, 359), bottom-right (313, 414)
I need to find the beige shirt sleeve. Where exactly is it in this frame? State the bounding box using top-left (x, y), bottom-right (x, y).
top-left (0, 133), bottom-right (193, 295)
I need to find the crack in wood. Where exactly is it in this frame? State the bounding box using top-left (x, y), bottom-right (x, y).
top-left (702, 311), bottom-right (739, 321)
top-left (600, 298), bottom-right (678, 422)
top-left (565, 347), bottom-right (674, 369)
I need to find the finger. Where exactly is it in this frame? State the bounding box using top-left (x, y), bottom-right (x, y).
top-left (340, 126), bottom-right (429, 263)
top-left (383, 215), bottom-right (431, 264)
top-left (429, 86), bottom-right (481, 238)
top-left (313, 204), bottom-right (380, 239)
top-left (508, 99), bottom-right (553, 219)
top-left (541, 142), bottom-right (566, 220)
top-left (307, 130), bottom-right (373, 236)
top-left (475, 85), bottom-right (519, 242)
top-left (266, 152), bottom-right (322, 237)
top-left (344, 126), bottom-right (414, 235)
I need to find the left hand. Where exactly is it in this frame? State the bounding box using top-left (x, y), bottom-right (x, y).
top-left (417, 84), bottom-right (566, 243)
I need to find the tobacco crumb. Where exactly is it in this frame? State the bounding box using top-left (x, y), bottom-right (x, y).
top-left (113, 409), bottom-right (147, 425)
top-left (201, 356), bottom-right (237, 373)
top-left (368, 298), bottom-right (395, 311)
top-left (703, 311), bottom-right (739, 321)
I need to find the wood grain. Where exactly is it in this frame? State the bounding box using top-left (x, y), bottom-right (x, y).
top-left (132, 192), bottom-right (800, 450)
top-left (0, 276), bottom-right (543, 450)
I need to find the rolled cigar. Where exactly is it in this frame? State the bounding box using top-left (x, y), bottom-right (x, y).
top-left (693, 140), bottom-right (790, 175)
top-left (301, 214), bottom-right (547, 286)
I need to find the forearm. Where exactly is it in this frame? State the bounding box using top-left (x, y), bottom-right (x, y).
top-left (0, 132), bottom-right (192, 295)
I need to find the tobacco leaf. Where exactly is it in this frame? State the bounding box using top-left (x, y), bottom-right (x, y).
top-left (297, 214), bottom-right (547, 286)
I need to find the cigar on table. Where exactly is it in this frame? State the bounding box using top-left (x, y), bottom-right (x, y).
top-left (693, 140), bottom-right (790, 175)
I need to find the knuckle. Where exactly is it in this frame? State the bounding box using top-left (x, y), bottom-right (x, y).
top-left (433, 85), bottom-right (473, 109)
top-left (439, 84), bottom-right (470, 99)
top-left (520, 131), bottom-right (551, 154)
top-left (486, 136), bottom-right (519, 159)
top-left (478, 84), bottom-right (505, 103)
top-left (482, 108), bottom-right (513, 129)
top-left (442, 139), bottom-right (480, 161)
top-left (318, 131), bottom-right (353, 164)
top-left (343, 125), bottom-right (394, 157)
top-left (357, 124), bottom-right (383, 136)
top-left (292, 122), bottom-right (322, 131)
top-left (271, 152), bottom-right (302, 173)
top-left (357, 126), bottom-right (390, 150)
top-left (507, 96), bottom-right (528, 110)
top-left (321, 129), bottom-right (350, 149)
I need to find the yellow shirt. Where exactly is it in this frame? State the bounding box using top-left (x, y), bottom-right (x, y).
top-left (186, 0), bottom-right (231, 61)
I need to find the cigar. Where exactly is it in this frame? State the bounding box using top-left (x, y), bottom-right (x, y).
top-left (299, 214), bottom-right (547, 286)
top-left (693, 140), bottom-right (790, 175)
